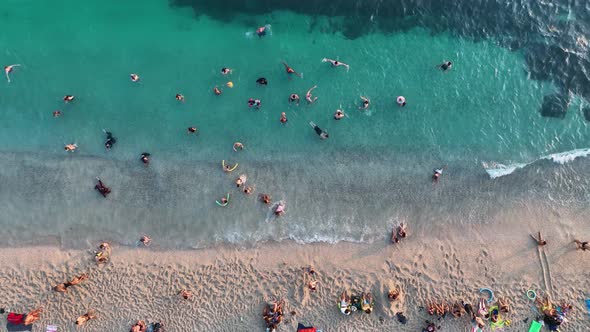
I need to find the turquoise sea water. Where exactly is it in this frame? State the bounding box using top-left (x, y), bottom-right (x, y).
top-left (1, 0), bottom-right (589, 247)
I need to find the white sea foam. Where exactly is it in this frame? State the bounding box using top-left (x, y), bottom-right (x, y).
top-left (483, 148), bottom-right (590, 178)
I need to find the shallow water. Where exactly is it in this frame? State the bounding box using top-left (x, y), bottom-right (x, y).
top-left (0, 0), bottom-right (589, 248)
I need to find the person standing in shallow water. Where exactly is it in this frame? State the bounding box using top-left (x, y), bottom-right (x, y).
top-left (140, 153), bottom-right (150, 165)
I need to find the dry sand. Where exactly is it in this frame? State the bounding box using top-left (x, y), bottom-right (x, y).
top-left (0, 213), bottom-right (589, 332)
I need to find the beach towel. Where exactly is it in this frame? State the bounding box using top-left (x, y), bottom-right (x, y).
top-left (528, 320), bottom-right (542, 332)
top-left (586, 299), bottom-right (590, 316)
top-left (46, 325), bottom-right (58, 332)
top-left (297, 323), bottom-right (317, 332)
top-left (6, 322), bottom-right (32, 332)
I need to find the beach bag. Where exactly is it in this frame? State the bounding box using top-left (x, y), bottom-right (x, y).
top-left (7, 313), bottom-right (24, 325)
top-left (297, 323), bottom-right (317, 332)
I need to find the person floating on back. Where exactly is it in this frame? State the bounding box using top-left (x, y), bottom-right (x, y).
top-left (309, 121), bottom-right (329, 139)
top-left (4, 64), bottom-right (20, 83)
top-left (322, 58), bottom-right (350, 71)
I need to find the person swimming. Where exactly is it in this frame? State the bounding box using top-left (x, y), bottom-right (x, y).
top-left (130, 73), bottom-right (140, 82)
top-left (322, 58), bottom-right (350, 71)
top-left (359, 96), bottom-right (370, 110)
top-left (63, 95), bottom-right (75, 102)
top-left (53, 110), bottom-right (62, 117)
top-left (432, 166), bottom-right (445, 182)
top-left (140, 152), bottom-right (150, 165)
top-left (221, 67), bottom-right (232, 75)
top-left (175, 94), bottom-right (185, 102)
top-left (438, 61), bottom-right (453, 71)
top-left (65, 143), bottom-right (78, 152)
top-left (235, 174), bottom-right (247, 187)
top-left (256, 26), bottom-right (267, 37)
top-left (233, 142), bottom-right (244, 151)
top-left (4, 64), bottom-right (21, 83)
top-left (280, 112), bottom-right (288, 124)
top-left (334, 109), bottom-right (344, 120)
top-left (309, 121), bottom-right (328, 139)
top-left (260, 193), bottom-right (271, 204)
top-left (274, 201), bottom-right (285, 216)
top-left (397, 96), bottom-right (407, 107)
top-left (289, 93), bottom-right (300, 104)
top-left (213, 86), bottom-right (222, 95)
top-left (248, 98), bottom-right (261, 108)
top-left (256, 77), bottom-right (268, 85)
top-left (306, 86), bottom-right (318, 104)
top-left (94, 177), bottom-right (111, 198)
top-left (103, 130), bottom-right (116, 150)
top-left (281, 61), bottom-right (302, 78)
top-left (187, 127), bottom-right (197, 134)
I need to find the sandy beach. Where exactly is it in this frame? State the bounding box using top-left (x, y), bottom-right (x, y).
top-left (1, 212), bottom-right (588, 332)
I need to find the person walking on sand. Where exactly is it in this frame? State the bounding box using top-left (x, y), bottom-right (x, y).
top-left (179, 290), bottom-right (193, 300)
top-left (306, 85), bottom-right (318, 104)
top-left (4, 64), bottom-right (20, 83)
top-left (574, 239), bottom-right (589, 251)
top-left (531, 231), bottom-right (547, 246)
top-left (281, 61), bottom-right (302, 78)
top-left (322, 58), bottom-right (349, 71)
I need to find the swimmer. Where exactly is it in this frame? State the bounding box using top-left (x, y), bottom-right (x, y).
top-left (309, 121), bottom-right (329, 139)
top-left (322, 58), bottom-right (349, 71)
top-left (139, 235), bottom-right (151, 246)
top-left (397, 96), bottom-right (406, 107)
top-left (140, 152), bottom-right (151, 165)
top-left (53, 110), bottom-right (62, 117)
top-left (243, 186), bottom-right (254, 195)
top-left (432, 166), bottom-right (445, 183)
top-left (281, 61), bottom-right (302, 78)
top-left (256, 26), bottom-right (267, 37)
top-left (103, 130), bottom-right (117, 150)
top-left (274, 201), bottom-right (285, 216)
top-left (438, 61), bottom-right (453, 71)
top-left (63, 95), bottom-right (75, 102)
top-left (4, 64), bottom-right (20, 83)
top-left (94, 177), bottom-right (111, 198)
top-left (233, 142), bottom-right (244, 151)
top-left (359, 96), bottom-right (370, 110)
top-left (248, 98), bottom-right (261, 109)
top-left (187, 127), bottom-right (197, 134)
top-left (64, 143), bottom-right (78, 152)
top-left (260, 193), bottom-right (271, 204)
top-left (213, 86), bottom-right (222, 95)
top-left (130, 73), bottom-right (140, 82)
top-left (289, 93), bottom-right (300, 104)
top-left (334, 109), bottom-right (344, 120)
top-left (256, 77), bottom-right (268, 85)
top-left (306, 86), bottom-right (318, 104)
top-left (175, 94), bottom-right (185, 102)
top-left (221, 67), bottom-right (232, 75)
top-left (235, 174), bottom-right (247, 187)
top-left (280, 112), bottom-right (288, 124)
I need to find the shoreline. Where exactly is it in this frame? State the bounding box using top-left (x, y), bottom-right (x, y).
top-left (1, 218), bottom-right (588, 331)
